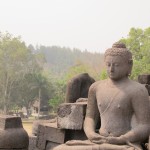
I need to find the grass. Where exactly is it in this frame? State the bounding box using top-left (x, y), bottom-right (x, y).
top-left (22, 121), bottom-right (33, 135)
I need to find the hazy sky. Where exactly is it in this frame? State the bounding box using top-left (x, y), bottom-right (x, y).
top-left (0, 0), bottom-right (150, 53)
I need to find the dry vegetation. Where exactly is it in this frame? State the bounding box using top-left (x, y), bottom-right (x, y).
top-left (22, 121), bottom-right (33, 135)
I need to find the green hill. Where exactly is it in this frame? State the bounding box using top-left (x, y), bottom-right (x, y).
top-left (36, 45), bottom-right (104, 76)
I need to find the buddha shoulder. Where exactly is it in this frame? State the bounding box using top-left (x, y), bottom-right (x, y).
top-left (128, 80), bottom-right (148, 95)
top-left (89, 80), bottom-right (107, 92)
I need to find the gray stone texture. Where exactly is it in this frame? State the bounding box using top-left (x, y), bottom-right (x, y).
top-left (138, 74), bottom-right (150, 95)
top-left (45, 141), bottom-right (60, 150)
top-left (138, 74), bottom-right (150, 84)
top-left (145, 84), bottom-right (150, 95)
top-left (65, 73), bottom-right (95, 103)
top-left (0, 115), bottom-right (22, 129)
top-left (148, 136), bottom-right (150, 150)
top-left (0, 115), bottom-right (29, 149)
top-left (65, 130), bottom-right (87, 141)
top-left (29, 135), bottom-right (39, 150)
top-left (0, 148), bottom-right (28, 150)
top-left (36, 121), bottom-right (88, 150)
top-left (36, 122), bottom-right (65, 150)
top-left (32, 120), bottom-right (55, 136)
top-left (57, 102), bottom-right (87, 130)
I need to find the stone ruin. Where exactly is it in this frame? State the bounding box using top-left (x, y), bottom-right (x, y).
top-left (30, 102), bottom-right (87, 150)
top-left (28, 73), bottom-right (150, 150)
top-left (65, 73), bottom-right (95, 103)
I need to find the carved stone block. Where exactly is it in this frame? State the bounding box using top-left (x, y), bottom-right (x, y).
top-left (36, 121), bottom-right (88, 149)
top-left (65, 130), bottom-right (87, 141)
top-left (46, 141), bottom-right (60, 150)
top-left (0, 115), bottom-right (22, 129)
top-left (0, 115), bottom-right (29, 149)
top-left (57, 102), bottom-right (87, 130)
top-left (36, 122), bottom-right (65, 150)
top-left (29, 135), bottom-right (39, 150)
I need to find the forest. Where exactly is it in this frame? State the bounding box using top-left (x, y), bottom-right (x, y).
top-left (0, 27), bottom-right (149, 115)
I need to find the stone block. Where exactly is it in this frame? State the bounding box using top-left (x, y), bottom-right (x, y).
top-left (32, 119), bottom-right (55, 136)
top-left (57, 102), bottom-right (87, 130)
top-left (37, 122), bottom-right (65, 150)
top-left (46, 141), bottom-right (60, 150)
top-left (0, 115), bottom-right (29, 149)
top-left (65, 129), bottom-right (87, 141)
top-left (0, 115), bottom-right (22, 129)
top-left (29, 135), bottom-right (39, 150)
top-left (138, 74), bottom-right (150, 84)
top-left (37, 122), bottom-right (88, 149)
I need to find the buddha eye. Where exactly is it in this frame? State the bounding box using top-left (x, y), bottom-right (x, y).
top-left (106, 63), bottom-right (111, 67)
top-left (114, 63), bottom-right (119, 67)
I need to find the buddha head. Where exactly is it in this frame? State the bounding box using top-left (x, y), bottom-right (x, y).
top-left (104, 42), bottom-right (133, 80)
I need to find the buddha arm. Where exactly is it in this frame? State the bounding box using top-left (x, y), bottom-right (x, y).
top-left (108, 86), bottom-right (150, 145)
top-left (84, 82), bottom-right (100, 140)
top-left (108, 124), bottom-right (150, 145)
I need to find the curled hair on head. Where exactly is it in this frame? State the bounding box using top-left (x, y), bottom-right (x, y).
top-left (104, 42), bottom-right (133, 64)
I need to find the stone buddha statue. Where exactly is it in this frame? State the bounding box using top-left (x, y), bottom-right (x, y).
top-left (54, 42), bottom-right (150, 150)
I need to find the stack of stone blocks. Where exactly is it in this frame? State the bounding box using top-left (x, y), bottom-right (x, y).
top-left (29, 101), bottom-right (87, 150)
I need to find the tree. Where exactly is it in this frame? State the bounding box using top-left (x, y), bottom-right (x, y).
top-left (120, 27), bottom-right (150, 79)
top-left (0, 32), bottom-right (37, 114)
top-left (29, 73), bottom-right (52, 118)
top-left (64, 61), bottom-right (91, 81)
top-left (11, 73), bottom-right (38, 116)
top-left (48, 77), bottom-right (66, 113)
top-left (0, 32), bottom-right (45, 114)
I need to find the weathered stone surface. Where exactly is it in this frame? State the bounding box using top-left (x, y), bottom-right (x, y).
top-left (29, 135), bottom-right (39, 150)
top-left (138, 74), bottom-right (150, 84)
top-left (36, 122), bottom-right (65, 150)
top-left (57, 102), bottom-right (87, 130)
top-left (65, 130), bottom-right (87, 141)
top-left (65, 73), bottom-right (95, 103)
top-left (46, 141), bottom-right (60, 150)
top-left (0, 115), bottom-right (29, 149)
top-left (148, 136), bottom-right (150, 150)
top-left (145, 84), bottom-right (150, 95)
top-left (32, 119), bottom-right (56, 136)
top-left (0, 115), bottom-right (22, 129)
top-left (0, 148), bottom-right (28, 150)
top-left (36, 121), bottom-right (88, 150)
top-left (52, 143), bottom-right (137, 150)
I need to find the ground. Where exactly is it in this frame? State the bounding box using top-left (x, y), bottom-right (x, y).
top-left (22, 120), bottom-right (33, 135)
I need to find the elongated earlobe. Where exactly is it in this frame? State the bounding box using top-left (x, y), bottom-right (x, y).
top-left (127, 60), bottom-right (133, 77)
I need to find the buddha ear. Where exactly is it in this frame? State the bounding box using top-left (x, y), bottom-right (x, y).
top-left (128, 60), bottom-right (133, 76)
top-left (128, 59), bottom-right (133, 65)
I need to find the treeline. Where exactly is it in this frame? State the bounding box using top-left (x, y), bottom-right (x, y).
top-left (30, 45), bottom-right (104, 78)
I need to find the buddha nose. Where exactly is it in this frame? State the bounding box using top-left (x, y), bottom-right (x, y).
top-left (110, 65), bottom-right (114, 72)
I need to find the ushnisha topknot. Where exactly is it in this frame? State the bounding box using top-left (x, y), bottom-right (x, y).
top-left (104, 42), bottom-right (132, 63)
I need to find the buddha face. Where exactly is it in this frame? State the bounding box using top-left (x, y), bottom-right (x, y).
top-left (105, 55), bottom-right (130, 81)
